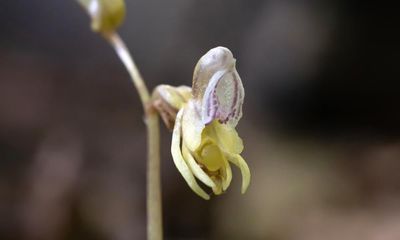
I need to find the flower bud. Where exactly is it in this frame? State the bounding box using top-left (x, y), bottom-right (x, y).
top-left (77, 0), bottom-right (126, 34)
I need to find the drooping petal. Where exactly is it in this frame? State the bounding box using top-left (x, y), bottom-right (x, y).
top-left (171, 108), bottom-right (209, 200)
top-left (182, 100), bottom-right (205, 152)
top-left (221, 157), bottom-right (232, 191)
top-left (226, 153), bottom-right (250, 194)
top-left (182, 142), bottom-right (216, 188)
top-left (211, 177), bottom-right (223, 195)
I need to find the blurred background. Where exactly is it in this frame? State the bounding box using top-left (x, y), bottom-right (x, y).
top-left (1, 0), bottom-right (399, 239)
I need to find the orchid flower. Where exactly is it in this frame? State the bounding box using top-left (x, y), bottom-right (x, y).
top-left (153, 47), bottom-right (250, 200)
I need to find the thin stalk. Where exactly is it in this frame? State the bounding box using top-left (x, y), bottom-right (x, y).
top-left (106, 33), bottom-right (163, 240)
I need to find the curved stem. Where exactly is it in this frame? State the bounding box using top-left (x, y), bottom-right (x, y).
top-left (107, 33), bottom-right (150, 105)
top-left (107, 33), bottom-right (163, 240)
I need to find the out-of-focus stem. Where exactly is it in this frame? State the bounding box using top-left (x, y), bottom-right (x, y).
top-left (107, 33), bottom-right (150, 105)
top-left (106, 32), bottom-right (163, 240)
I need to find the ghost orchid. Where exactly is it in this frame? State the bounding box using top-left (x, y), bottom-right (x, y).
top-left (153, 47), bottom-right (250, 200)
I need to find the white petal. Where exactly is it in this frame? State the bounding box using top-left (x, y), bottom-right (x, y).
top-left (226, 71), bottom-right (244, 127)
top-left (201, 70), bottom-right (244, 127)
top-left (171, 108), bottom-right (209, 200)
top-left (201, 70), bottom-right (226, 125)
top-left (192, 47), bottom-right (234, 99)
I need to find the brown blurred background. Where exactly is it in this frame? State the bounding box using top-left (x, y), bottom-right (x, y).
top-left (1, 1), bottom-right (400, 239)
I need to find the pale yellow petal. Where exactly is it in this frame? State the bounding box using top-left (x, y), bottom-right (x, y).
top-left (221, 157), bottom-right (232, 191)
top-left (226, 153), bottom-right (250, 194)
top-left (182, 142), bottom-right (215, 188)
top-left (153, 84), bottom-right (191, 110)
top-left (211, 177), bottom-right (223, 195)
top-left (171, 108), bottom-right (209, 200)
top-left (176, 85), bottom-right (192, 103)
top-left (198, 141), bottom-right (225, 172)
top-left (182, 100), bottom-right (204, 152)
top-left (204, 121), bottom-right (244, 154)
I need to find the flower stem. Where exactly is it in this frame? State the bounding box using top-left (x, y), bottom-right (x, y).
top-left (106, 33), bottom-right (163, 240)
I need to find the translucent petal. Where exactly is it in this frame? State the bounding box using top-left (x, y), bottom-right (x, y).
top-left (182, 101), bottom-right (205, 152)
top-left (226, 153), bottom-right (250, 194)
top-left (192, 47), bottom-right (234, 99)
top-left (226, 71), bottom-right (244, 127)
top-left (171, 109), bottom-right (209, 200)
top-left (201, 70), bottom-right (244, 127)
top-left (201, 70), bottom-right (226, 125)
top-left (182, 142), bottom-right (215, 188)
